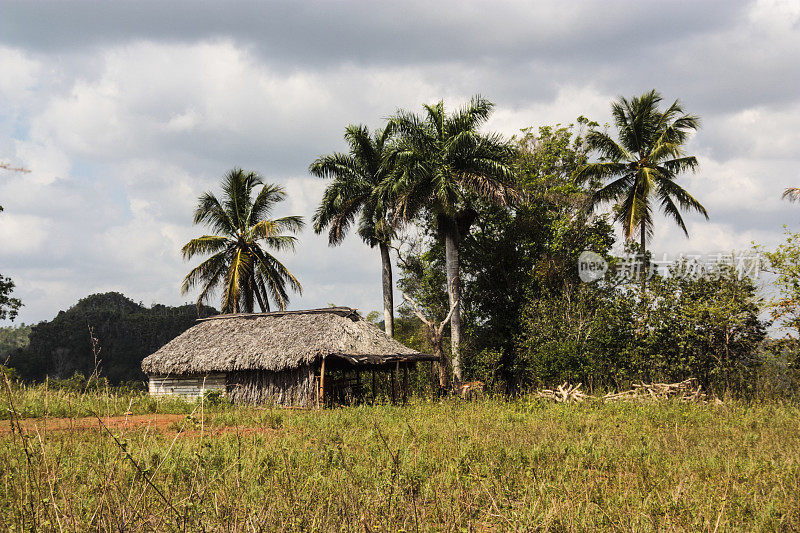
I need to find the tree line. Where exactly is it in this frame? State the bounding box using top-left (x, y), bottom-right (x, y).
top-left (3, 91), bottom-right (798, 394)
top-left (175, 89), bottom-right (799, 395)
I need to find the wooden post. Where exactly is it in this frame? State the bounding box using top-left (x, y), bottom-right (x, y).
top-left (372, 369), bottom-right (377, 403)
top-left (318, 356), bottom-right (326, 409)
top-left (391, 363), bottom-right (397, 404)
top-left (402, 364), bottom-right (409, 405)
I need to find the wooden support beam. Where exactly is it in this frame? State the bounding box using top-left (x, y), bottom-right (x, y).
top-left (402, 364), bottom-right (409, 405)
top-left (318, 356), bottom-right (326, 409)
top-left (391, 363), bottom-right (398, 404)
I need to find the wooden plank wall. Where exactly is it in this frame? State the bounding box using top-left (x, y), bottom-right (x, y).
top-left (148, 373), bottom-right (226, 399)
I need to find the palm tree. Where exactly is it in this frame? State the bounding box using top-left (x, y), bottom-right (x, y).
top-left (576, 90), bottom-right (708, 266)
top-left (783, 188), bottom-right (800, 202)
top-left (388, 96), bottom-right (518, 382)
top-left (310, 124), bottom-right (398, 336)
top-left (181, 168), bottom-right (304, 313)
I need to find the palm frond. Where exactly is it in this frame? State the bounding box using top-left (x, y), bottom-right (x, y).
top-left (659, 194), bottom-right (689, 237)
top-left (309, 152), bottom-right (361, 179)
top-left (648, 140), bottom-right (682, 163)
top-left (344, 124), bottom-right (377, 168)
top-left (423, 101), bottom-right (445, 140)
top-left (659, 156), bottom-right (699, 175)
top-left (323, 195), bottom-right (366, 245)
top-left (590, 173), bottom-right (635, 208)
top-left (252, 247), bottom-right (302, 311)
top-left (574, 162), bottom-right (628, 184)
top-left (181, 235), bottom-right (230, 260)
top-left (181, 250), bottom-right (229, 295)
top-left (194, 257), bottom-right (230, 308)
top-left (585, 130), bottom-right (633, 161)
top-left (250, 217), bottom-right (303, 252)
top-left (615, 183), bottom-right (652, 242)
top-left (447, 95), bottom-right (493, 135)
top-left (193, 192), bottom-right (236, 235)
top-left (655, 175), bottom-right (709, 220)
top-left (222, 168), bottom-right (262, 230)
top-left (248, 183), bottom-right (287, 226)
top-left (783, 187), bottom-right (800, 202)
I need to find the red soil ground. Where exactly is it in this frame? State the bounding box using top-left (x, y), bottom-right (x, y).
top-left (0, 414), bottom-right (188, 436)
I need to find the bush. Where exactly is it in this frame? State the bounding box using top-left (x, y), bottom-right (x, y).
top-left (203, 389), bottom-right (226, 406)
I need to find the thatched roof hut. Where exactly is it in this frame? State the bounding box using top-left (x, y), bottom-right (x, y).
top-left (142, 307), bottom-right (434, 407)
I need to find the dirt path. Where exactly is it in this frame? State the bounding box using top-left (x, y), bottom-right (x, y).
top-left (0, 414), bottom-right (187, 435)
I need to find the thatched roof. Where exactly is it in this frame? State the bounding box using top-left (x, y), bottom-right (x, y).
top-left (141, 307), bottom-right (435, 375)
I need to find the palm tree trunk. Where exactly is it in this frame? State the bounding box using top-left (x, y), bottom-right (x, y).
top-left (444, 226), bottom-right (463, 383)
top-left (379, 242), bottom-right (394, 337)
top-left (244, 269), bottom-right (256, 313)
top-left (640, 222), bottom-right (647, 291)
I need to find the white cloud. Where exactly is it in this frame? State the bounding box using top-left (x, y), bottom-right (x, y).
top-left (487, 85), bottom-right (613, 135)
top-left (0, 46), bottom-right (41, 102)
top-left (709, 103), bottom-right (800, 160)
top-left (0, 213), bottom-right (50, 254)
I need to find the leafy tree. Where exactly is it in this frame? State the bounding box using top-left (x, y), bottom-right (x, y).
top-left (396, 121), bottom-right (616, 390)
top-left (518, 282), bottom-right (637, 390)
top-left (761, 228), bottom-right (800, 339)
top-left (473, 121), bottom-right (616, 389)
top-left (642, 263), bottom-right (767, 393)
top-left (0, 274), bottom-right (22, 321)
top-left (310, 124), bottom-right (398, 336)
top-left (576, 90), bottom-right (708, 262)
top-left (0, 194), bottom-right (23, 321)
top-left (182, 168), bottom-right (304, 313)
top-left (519, 262), bottom-right (767, 394)
top-left (388, 96), bottom-right (518, 381)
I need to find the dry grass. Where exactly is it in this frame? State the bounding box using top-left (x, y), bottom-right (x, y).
top-left (1, 389), bottom-right (799, 531)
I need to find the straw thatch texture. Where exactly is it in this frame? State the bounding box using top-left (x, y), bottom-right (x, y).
top-left (227, 367), bottom-right (315, 406)
top-left (141, 307), bottom-right (430, 375)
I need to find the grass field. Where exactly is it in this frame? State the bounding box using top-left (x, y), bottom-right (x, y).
top-left (1, 387), bottom-right (799, 531)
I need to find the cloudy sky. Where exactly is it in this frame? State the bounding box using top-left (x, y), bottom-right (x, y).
top-left (1, 0), bottom-right (799, 325)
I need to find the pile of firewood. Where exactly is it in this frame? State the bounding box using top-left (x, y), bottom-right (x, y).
top-left (535, 378), bottom-right (720, 405)
top-left (602, 378), bottom-right (710, 403)
top-left (536, 382), bottom-right (589, 403)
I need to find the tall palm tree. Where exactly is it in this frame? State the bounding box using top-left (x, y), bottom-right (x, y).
top-left (388, 96), bottom-right (518, 382)
top-left (181, 168), bottom-right (304, 313)
top-left (576, 90), bottom-right (708, 265)
top-left (783, 188), bottom-right (800, 202)
top-left (310, 124), bottom-right (398, 336)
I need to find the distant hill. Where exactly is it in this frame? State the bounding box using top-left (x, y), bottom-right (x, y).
top-left (7, 292), bottom-right (217, 383)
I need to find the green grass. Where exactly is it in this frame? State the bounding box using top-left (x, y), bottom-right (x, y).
top-left (0, 382), bottom-right (197, 420)
top-left (1, 391), bottom-right (799, 531)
